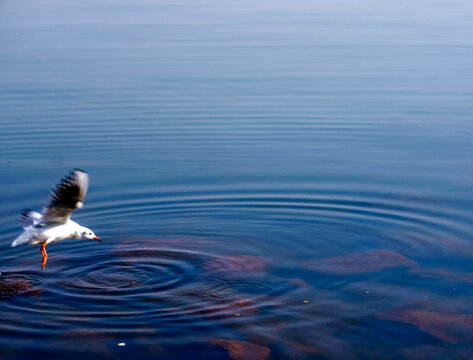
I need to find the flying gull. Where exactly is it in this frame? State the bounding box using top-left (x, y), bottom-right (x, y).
top-left (12, 169), bottom-right (101, 269)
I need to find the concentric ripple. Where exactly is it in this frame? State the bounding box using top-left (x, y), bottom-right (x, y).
top-left (80, 184), bottom-right (473, 263)
top-left (1, 182), bottom-right (473, 352)
top-left (0, 236), bottom-right (286, 341)
top-left (56, 252), bottom-right (191, 299)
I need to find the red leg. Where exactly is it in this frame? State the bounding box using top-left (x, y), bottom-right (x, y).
top-left (40, 243), bottom-right (48, 270)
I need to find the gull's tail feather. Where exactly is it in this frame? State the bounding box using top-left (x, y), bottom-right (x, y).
top-left (20, 209), bottom-right (42, 229)
top-left (12, 231), bottom-right (33, 247)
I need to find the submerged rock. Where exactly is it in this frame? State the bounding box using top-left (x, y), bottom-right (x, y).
top-left (301, 250), bottom-right (416, 275)
top-left (401, 344), bottom-right (473, 359)
top-left (202, 255), bottom-right (271, 275)
top-left (210, 339), bottom-right (271, 360)
top-left (378, 309), bottom-right (473, 343)
top-left (0, 278), bottom-right (35, 300)
top-left (408, 267), bottom-right (473, 283)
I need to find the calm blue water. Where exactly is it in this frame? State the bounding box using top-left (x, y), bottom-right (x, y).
top-left (1, 0), bottom-right (473, 358)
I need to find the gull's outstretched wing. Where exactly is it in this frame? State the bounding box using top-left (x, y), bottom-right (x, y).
top-left (20, 209), bottom-right (42, 229)
top-left (42, 169), bottom-right (89, 224)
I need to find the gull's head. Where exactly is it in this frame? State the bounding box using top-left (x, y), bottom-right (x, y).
top-left (78, 227), bottom-right (101, 242)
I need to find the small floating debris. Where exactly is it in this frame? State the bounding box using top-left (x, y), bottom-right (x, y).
top-left (303, 300), bottom-right (309, 303)
top-left (117, 342), bottom-right (126, 347)
top-left (301, 250), bottom-right (417, 275)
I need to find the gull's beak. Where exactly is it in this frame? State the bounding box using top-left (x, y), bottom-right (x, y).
top-left (93, 236), bottom-right (101, 242)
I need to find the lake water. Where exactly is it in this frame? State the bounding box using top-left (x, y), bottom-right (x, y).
top-left (1, 0), bottom-right (473, 358)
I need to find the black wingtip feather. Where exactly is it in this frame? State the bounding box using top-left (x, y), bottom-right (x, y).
top-left (21, 208), bottom-right (34, 218)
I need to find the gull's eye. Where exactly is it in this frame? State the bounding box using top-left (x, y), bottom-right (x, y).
top-left (82, 231), bottom-right (86, 235)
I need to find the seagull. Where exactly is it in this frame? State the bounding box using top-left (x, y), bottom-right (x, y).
top-left (12, 169), bottom-right (101, 269)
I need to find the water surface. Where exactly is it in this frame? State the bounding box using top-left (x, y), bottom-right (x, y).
top-left (1, 0), bottom-right (473, 358)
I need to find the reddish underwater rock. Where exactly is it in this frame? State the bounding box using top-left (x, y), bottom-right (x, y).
top-left (0, 278), bottom-right (35, 300)
top-left (211, 339), bottom-right (271, 360)
top-left (400, 345), bottom-right (473, 360)
top-left (433, 238), bottom-right (473, 258)
top-left (408, 267), bottom-right (473, 283)
top-left (202, 254), bottom-right (271, 274)
top-left (377, 309), bottom-right (473, 343)
top-left (404, 234), bottom-right (473, 258)
top-left (301, 250), bottom-right (417, 275)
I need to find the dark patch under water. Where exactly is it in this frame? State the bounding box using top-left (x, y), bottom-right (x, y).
top-left (1, 0), bottom-right (473, 358)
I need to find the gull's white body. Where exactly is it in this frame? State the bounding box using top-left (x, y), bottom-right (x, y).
top-left (12, 218), bottom-right (92, 247)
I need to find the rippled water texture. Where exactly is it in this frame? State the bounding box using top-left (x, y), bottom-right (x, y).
top-left (1, 0), bottom-right (473, 359)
